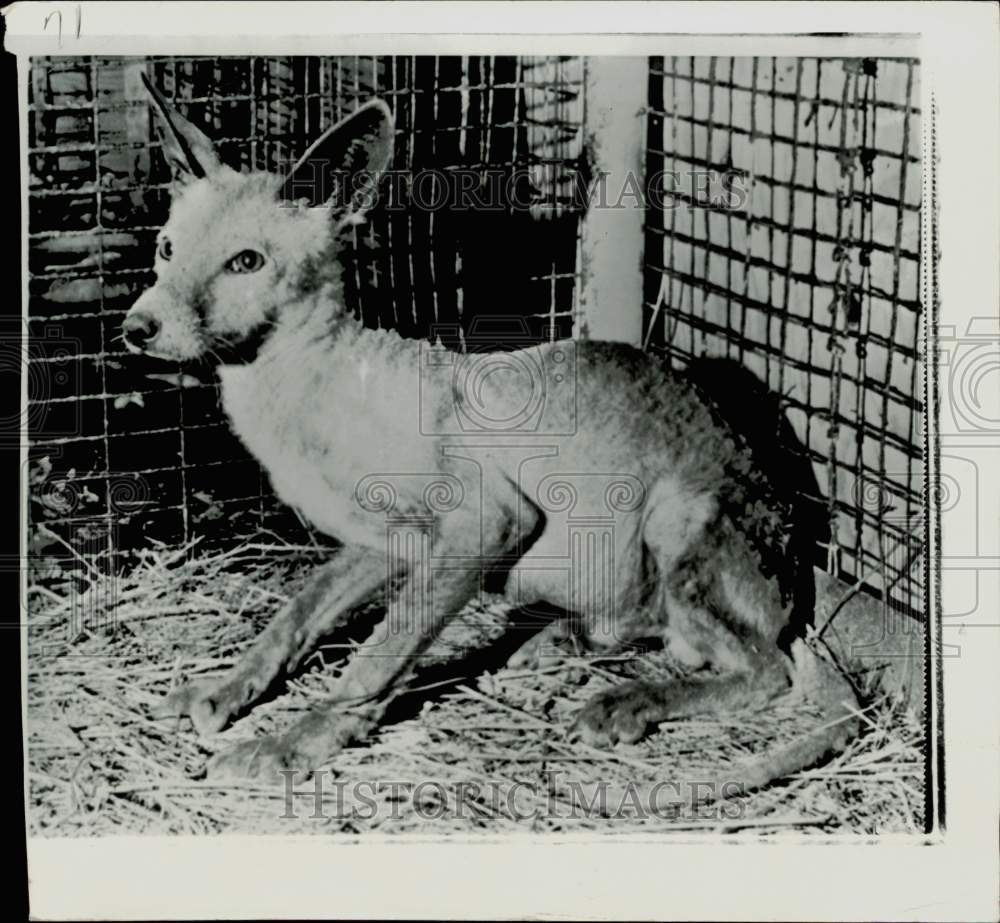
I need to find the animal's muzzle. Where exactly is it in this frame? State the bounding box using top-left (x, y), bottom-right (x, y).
top-left (122, 312), bottom-right (161, 352)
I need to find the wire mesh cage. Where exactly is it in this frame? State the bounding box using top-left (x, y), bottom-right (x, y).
top-left (643, 56), bottom-right (923, 615)
top-left (27, 54), bottom-right (587, 562)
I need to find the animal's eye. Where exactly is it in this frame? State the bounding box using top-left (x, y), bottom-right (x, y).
top-left (157, 238), bottom-right (173, 261)
top-left (226, 249), bottom-right (266, 274)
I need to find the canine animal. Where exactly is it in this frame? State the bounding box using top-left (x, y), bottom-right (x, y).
top-left (124, 77), bottom-right (859, 797)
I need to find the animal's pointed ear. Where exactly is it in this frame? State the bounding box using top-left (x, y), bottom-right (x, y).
top-left (277, 99), bottom-right (394, 215)
top-left (142, 72), bottom-right (223, 186)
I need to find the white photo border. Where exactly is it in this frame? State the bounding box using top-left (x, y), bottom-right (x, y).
top-left (8, 2), bottom-right (998, 921)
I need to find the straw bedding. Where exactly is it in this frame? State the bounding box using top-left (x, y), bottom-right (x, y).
top-left (26, 537), bottom-right (925, 837)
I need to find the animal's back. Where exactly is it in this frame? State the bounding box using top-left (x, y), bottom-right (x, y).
top-left (484, 339), bottom-right (797, 570)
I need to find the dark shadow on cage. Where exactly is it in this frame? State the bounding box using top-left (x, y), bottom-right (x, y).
top-left (683, 355), bottom-right (831, 652)
top-left (342, 170), bottom-right (582, 349)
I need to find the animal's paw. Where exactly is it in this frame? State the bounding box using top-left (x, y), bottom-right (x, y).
top-left (206, 735), bottom-right (305, 782)
top-left (507, 626), bottom-right (570, 671)
top-left (204, 711), bottom-right (375, 782)
top-left (151, 677), bottom-right (246, 736)
top-left (571, 682), bottom-right (661, 747)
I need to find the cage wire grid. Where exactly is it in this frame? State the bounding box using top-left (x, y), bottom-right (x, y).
top-left (643, 56), bottom-right (923, 615)
top-left (26, 54), bottom-right (586, 563)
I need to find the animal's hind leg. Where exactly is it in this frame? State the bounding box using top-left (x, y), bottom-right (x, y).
top-left (154, 545), bottom-right (386, 735)
top-left (573, 489), bottom-right (796, 748)
top-left (574, 525), bottom-right (858, 784)
top-left (505, 613), bottom-right (591, 670)
top-left (574, 582), bottom-right (788, 749)
top-left (573, 638), bottom-right (790, 746)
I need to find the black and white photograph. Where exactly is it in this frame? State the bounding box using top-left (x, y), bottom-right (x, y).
top-left (8, 2), bottom-right (999, 920)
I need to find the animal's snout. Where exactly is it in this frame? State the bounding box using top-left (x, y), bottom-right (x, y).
top-left (122, 312), bottom-right (161, 351)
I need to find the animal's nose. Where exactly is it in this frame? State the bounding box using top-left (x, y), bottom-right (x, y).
top-left (122, 312), bottom-right (161, 350)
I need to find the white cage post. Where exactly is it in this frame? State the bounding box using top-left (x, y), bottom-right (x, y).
top-left (577, 56), bottom-right (648, 346)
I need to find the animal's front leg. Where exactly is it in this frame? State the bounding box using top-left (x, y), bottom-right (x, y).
top-left (206, 558), bottom-right (482, 780)
top-left (154, 545), bottom-right (387, 735)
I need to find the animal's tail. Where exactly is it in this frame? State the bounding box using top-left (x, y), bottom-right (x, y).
top-left (571, 641), bottom-right (860, 817)
top-left (731, 639), bottom-right (860, 792)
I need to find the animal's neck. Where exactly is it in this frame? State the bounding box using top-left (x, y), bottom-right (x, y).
top-left (217, 300), bottom-right (424, 433)
top-left (256, 303), bottom-right (417, 376)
